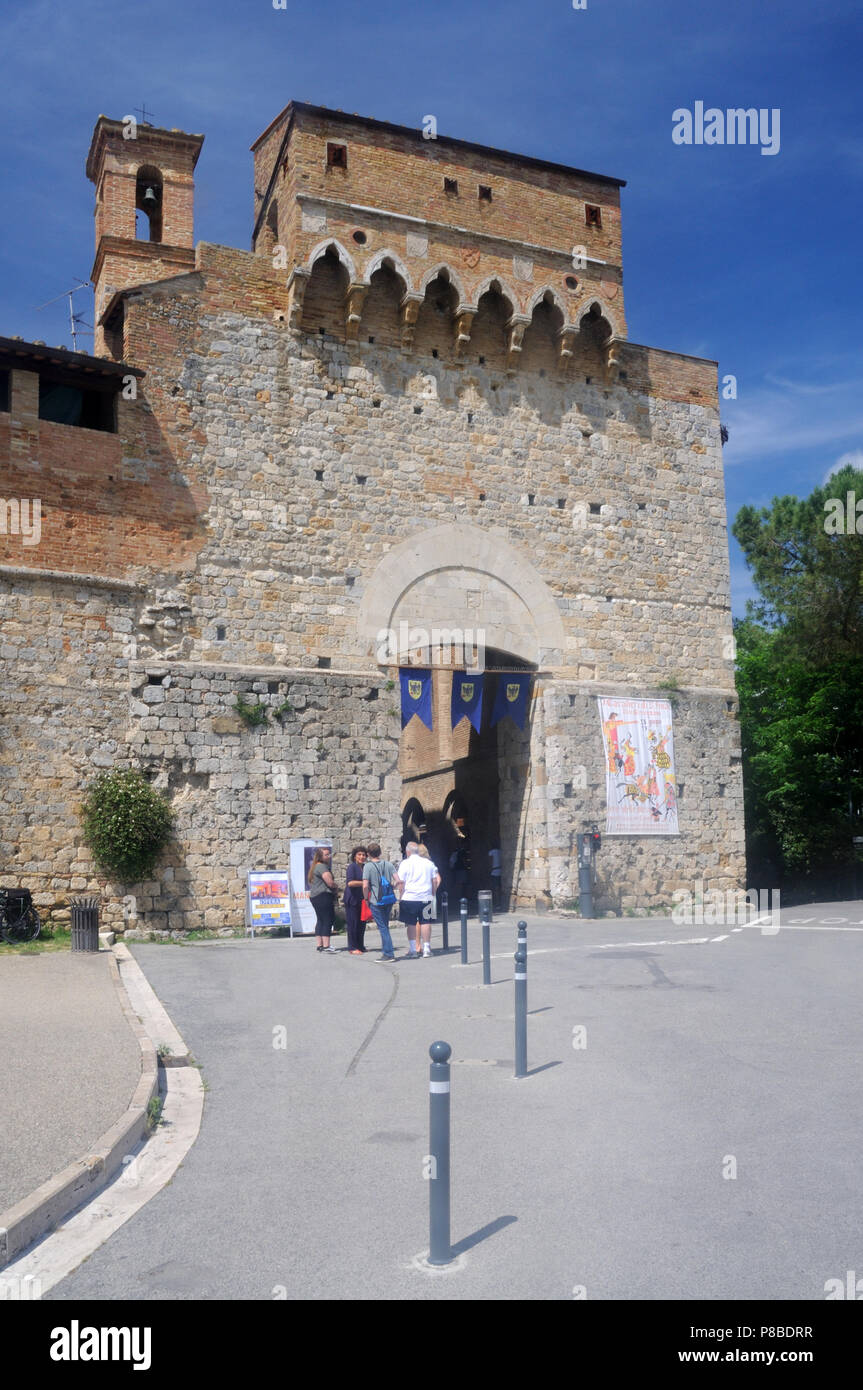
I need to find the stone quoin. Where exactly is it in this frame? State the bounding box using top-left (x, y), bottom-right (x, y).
top-left (0, 102), bottom-right (745, 932)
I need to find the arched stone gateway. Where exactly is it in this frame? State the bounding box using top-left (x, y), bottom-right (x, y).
top-left (359, 523), bottom-right (566, 668)
top-left (359, 525), bottom-right (571, 911)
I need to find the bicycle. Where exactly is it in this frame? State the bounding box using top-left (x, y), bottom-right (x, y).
top-left (0, 888), bottom-right (41, 944)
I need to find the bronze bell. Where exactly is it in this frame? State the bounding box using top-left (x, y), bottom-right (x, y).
top-left (140, 185), bottom-right (159, 210)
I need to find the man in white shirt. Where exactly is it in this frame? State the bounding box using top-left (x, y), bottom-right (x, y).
top-left (395, 842), bottom-right (441, 958)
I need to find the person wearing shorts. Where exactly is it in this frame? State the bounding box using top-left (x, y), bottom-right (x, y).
top-left (395, 842), bottom-right (441, 958)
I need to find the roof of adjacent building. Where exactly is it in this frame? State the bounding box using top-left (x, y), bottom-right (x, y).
top-left (0, 335), bottom-right (143, 378)
top-left (251, 101), bottom-right (627, 189)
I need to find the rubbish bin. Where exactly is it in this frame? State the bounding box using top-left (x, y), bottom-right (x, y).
top-left (70, 896), bottom-right (100, 952)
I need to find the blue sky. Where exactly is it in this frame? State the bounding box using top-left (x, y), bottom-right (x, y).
top-left (2, 0), bottom-right (861, 614)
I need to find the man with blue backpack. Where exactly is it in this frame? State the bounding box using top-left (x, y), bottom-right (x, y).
top-left (363, 842), bottom-right (399, 962)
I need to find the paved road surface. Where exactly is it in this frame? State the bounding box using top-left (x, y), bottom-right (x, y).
top-left (46, 905), bottom-right (863, 1299)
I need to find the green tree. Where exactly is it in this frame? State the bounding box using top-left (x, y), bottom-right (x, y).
top-left (733, 464), bottom-right (863, 891)
top-left (733, 463), bottom-right (863, 661)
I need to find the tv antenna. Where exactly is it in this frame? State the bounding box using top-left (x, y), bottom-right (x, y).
top-left (134, 103), bottom-right (155, 125)
top-left (36, 279), bottom-right (93, 352)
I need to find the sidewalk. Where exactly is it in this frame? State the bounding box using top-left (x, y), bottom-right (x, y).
top-left (0, 952), bottom-right (142, 1216)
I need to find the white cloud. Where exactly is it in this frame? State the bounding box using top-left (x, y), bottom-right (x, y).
top-left (823, 451), bottom-right (863, 486)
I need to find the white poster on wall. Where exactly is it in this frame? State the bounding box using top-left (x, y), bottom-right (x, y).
top-left (289, 838), bottom-right (334, 934)
top-left (598, 697), bottom-right (679, 835)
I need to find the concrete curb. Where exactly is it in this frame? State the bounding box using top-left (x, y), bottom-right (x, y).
top-left (0, 950), bottom-right (158, 1270)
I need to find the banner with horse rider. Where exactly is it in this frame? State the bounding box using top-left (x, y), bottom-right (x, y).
top-left (598, 697), bottom-right (679, 835)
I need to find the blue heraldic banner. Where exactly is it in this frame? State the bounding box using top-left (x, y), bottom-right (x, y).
top-left (451, 671), bottom-right (483, 731)
top-left (400, 668), bottom-right (433, 729)
top-left (490, 672), bottom-right (532, 729)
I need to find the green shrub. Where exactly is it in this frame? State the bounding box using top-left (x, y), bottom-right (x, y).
top-left (81, 769), bottom-right (173, 882)
top-left (234, 694), bottom-right (269, 727)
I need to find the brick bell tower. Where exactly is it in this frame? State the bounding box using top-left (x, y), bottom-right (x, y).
top-left (86, 116), bottom-right (204, 356)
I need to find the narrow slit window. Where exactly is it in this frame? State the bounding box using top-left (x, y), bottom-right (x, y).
top-left (444, 177), bottom-right (458, 195)
top-left (478, 185), bottom-right (492, 202)
top-left (327, 143), bottom-right (347, 169)
top-left (585, 204), bottom-right (602, 229)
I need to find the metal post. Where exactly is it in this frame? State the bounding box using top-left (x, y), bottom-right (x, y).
top-left (479, 890), bottom-right (492, 985)
top-left (460, 897), bottom-right (468, 964)
top-left (428, 1040), bottom-right (452, 1265)
top-left (514, 948), bottom-right (527, 1078)
top-left (517, 919), bottom-right (527, 1014)
top-left (441, 891), bottom-right (449, 951)
top-left (577, 833), bottom-right (594, 919)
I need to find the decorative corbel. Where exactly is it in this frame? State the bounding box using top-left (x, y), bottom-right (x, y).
top-left (286, 266), bottom-right (309, 331)
top-left (400, 293), bottom-right (423, 351)
top-left (558, 325), bottom-right (579, 368)
top-left (506, 314), bottom-right (530, 373)
top-left (344, 282), bottom-right (368, 341)
top-left (453, 305), bottom-right (476, 356)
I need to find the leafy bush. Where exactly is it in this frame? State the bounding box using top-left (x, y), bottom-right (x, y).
top-left (81, 769), bottom-right (173, 882)
top-left (234, 694), bottom-right (269, 727)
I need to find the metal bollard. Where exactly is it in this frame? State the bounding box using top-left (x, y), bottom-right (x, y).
top-left (479, 891), bottom-right (492, 986)
top-left (514, 948), bottom-right (528, 1078)
top-left (517, 919), bottom-right (527, 1013)
top-left (428, 1040), bottom-right (452, 1265)
top-left (460, 897), bottom-right (468, 964)
top-left (441, 891), bottom-right (449, 951)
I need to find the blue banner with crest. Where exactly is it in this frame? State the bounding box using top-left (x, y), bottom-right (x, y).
top-left (490, 672), bottom-right (532, 729)
top-left (450, 671), bottom-right (484, 731)
top-left (400, 668), bottom-right (433, 729)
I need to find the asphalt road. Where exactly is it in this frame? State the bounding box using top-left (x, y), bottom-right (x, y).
top-left (47, 904), bottom-right (863, 1300)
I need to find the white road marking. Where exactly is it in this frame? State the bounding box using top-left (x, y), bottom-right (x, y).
top-left (711, 935), bottom-right (729, 942)
top-left (597, 937), bottom-right (712, 949)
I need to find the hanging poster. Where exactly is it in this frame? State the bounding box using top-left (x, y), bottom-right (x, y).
top-left (598, 698), bottom-right (679, 835)
top-left (289, 838), bottom-right (333, 935)
top-left (246, 872), bottom-right (292, 931)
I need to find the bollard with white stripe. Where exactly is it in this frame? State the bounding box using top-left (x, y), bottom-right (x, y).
top-left (441, 891), bottom-right (449, 951)
top-left (428, 1040), bottom-right (452, 1265)
top-left (479, 890), bottom-right (492, 985)
top-left (517, 920), bottom-right (527, 1012)
top-left (514, 948), bottom-right (528, 1078)
top-left (460, 897), bottom-right (468, 964)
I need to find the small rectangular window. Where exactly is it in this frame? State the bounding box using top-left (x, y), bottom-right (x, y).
top-left (0, 370), bottom-right (9, 413)
top-left (327, 143), bottom-right (347, 168)
top-left (444, 177), bottom-right (458, 194)
top-left (585, 204), bottom-right (602, 228)
top-left (38, 378), bottom-right (116, 433)
top-left (478, 185), bottom-right (492, 202)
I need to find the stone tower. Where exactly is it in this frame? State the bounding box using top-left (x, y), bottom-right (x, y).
top-left (0, 103), bottom-right (745, 933)
top-left (86, 117), bottom-right (204, 354)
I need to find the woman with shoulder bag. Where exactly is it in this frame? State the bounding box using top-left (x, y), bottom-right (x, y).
top-left (344, 846), bottom-right (369, 956)
top-left (308, 847), bottom-right (338, 953)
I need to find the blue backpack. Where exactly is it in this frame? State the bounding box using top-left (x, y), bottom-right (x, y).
top-left (374, 862), bottom-right (397, 907)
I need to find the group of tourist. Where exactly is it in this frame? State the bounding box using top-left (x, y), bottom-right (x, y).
top-left (306, 842), bottom-right (441, 961)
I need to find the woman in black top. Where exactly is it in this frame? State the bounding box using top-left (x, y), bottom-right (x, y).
top-left (344, 846), bottom-right (368, 955)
